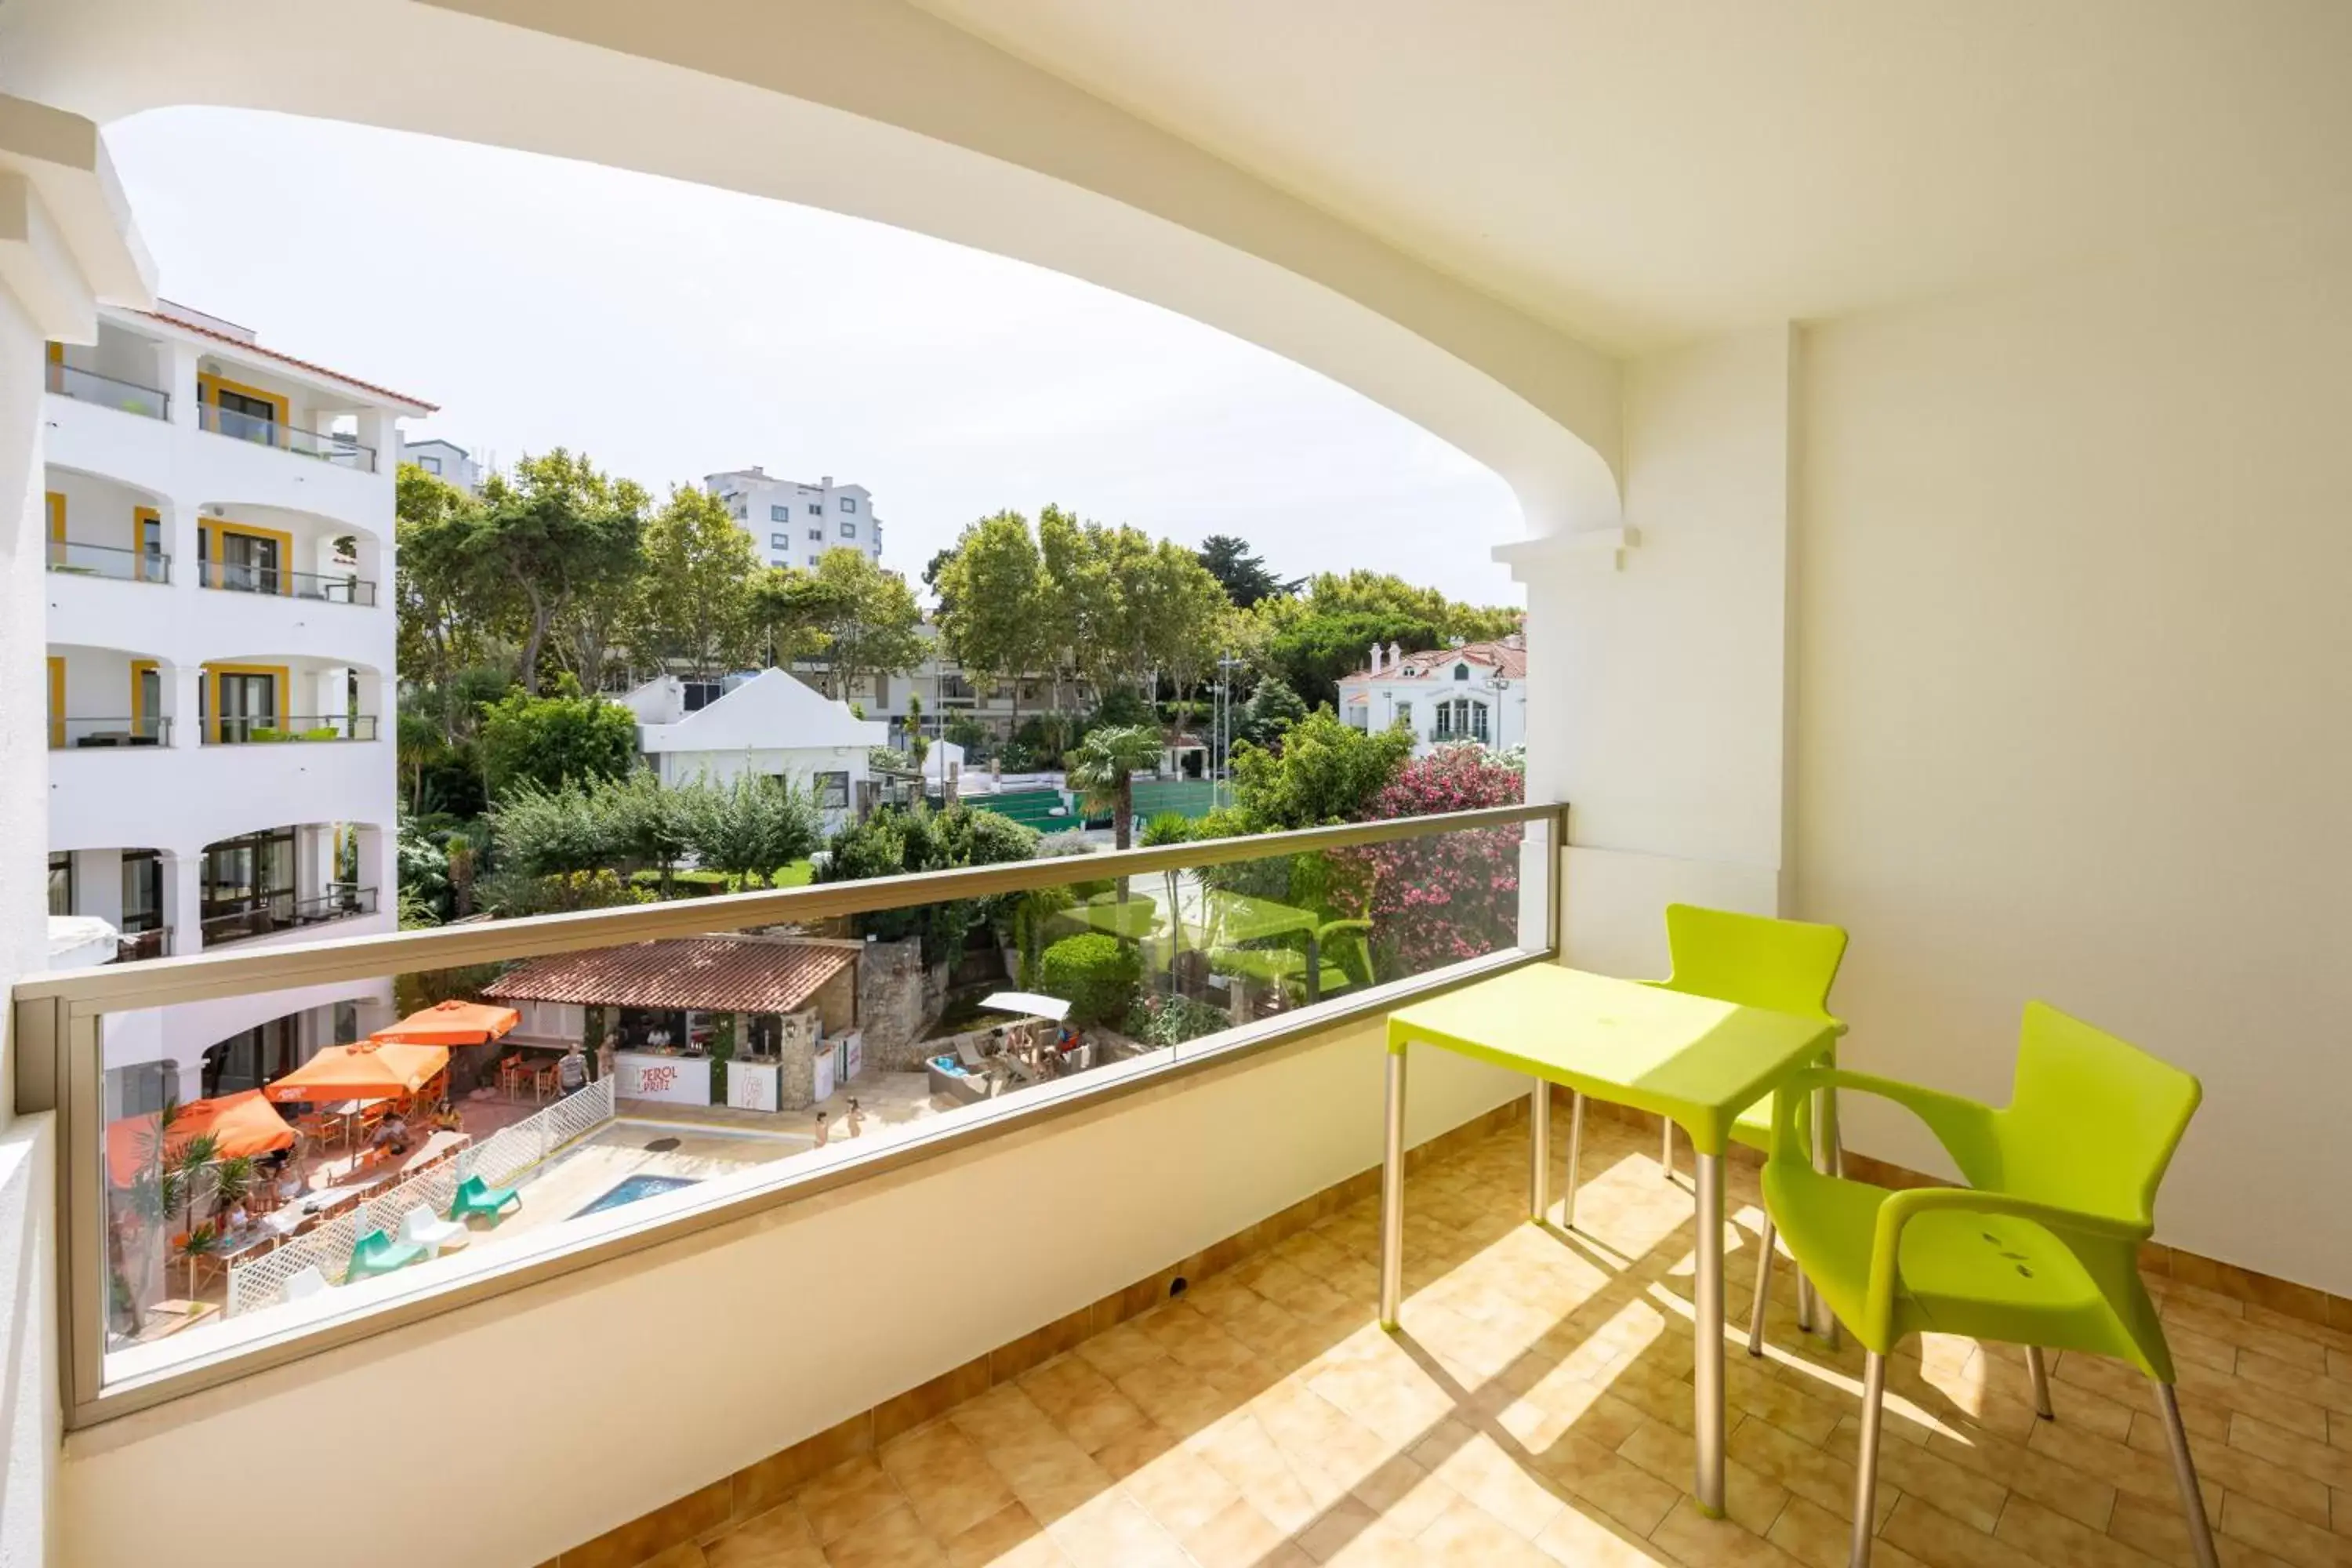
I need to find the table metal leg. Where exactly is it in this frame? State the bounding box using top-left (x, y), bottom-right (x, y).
top-left (1693, 1148), bottom-right (1726, 1515)
top-left (1661, 1119), bottom-right (1675, 1181)
top-left (1528, 1078), bottom-right (1550, 1223)
top-left (1563, 1091), bottom-right (1586, 1230)
top-left (1378, 1047), bottom-right (1407, 1328)
top-left (1748, 1216), bottom-right (1776, 1356)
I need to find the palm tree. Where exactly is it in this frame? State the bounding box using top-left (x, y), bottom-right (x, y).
top-left (1065, 724), bottom-right (1163, 853)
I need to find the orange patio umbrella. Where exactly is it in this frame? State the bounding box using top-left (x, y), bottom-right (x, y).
top-left (370, 998), bottom-right (520, 1047)
top-left (261, 1040), bottom-right (451, 1104)
top-left (105, 1090), bottom-right (296, 1188)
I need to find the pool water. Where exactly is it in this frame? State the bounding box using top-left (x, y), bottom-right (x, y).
top-left (571, 1173), bottom-right (702, 1218)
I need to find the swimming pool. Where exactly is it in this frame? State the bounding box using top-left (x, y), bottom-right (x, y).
top-left (570, 1173), bottom-right (702, 1218)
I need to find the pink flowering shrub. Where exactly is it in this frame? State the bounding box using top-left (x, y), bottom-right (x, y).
top-left (1343, 746), bottom-right (1525, 977)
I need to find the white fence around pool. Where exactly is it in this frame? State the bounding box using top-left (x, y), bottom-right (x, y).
top-left (226, 1076), bottom-right (618, 1317)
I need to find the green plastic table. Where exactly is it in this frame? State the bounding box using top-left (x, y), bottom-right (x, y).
top-left (1209, 892), bottom-right (1325, 1002)
top-left (1381, 964), bottom-right (1837, 1515)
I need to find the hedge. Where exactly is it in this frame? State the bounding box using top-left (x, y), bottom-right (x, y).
top-left (1038, 933), bottom-right (1142, 1027)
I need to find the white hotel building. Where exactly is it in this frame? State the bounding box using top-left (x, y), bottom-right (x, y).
top-left (1337, 634), bottom-right (1529, 756)
top-left (704, 464), bottom-right (884, 571)
top-left (42, 299), bottom-right (428, 1117)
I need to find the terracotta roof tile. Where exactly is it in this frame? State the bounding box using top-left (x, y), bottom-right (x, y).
top-left (484, 937), bottom-right (856, 1014)
top-left (136, 309), bottom-right (438, 412)
top-left (1337, 640), bottom-right (1528, 684)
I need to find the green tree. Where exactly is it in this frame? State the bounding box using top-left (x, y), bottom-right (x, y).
top-left (817, 803), bottom-right (1040, 961)
top-left (677, 772), bottom-right (822, 887)
top-left (461, 450), bottom-right (648, 693)
top-left (747, 564), bottom-right (848, 670)
top-left (488, 778), bottom-right (627, 878)
top-left (935, 511), bottom-right (1055, 735)
top-left (394, 463), bottom-right (503, 702)
top-left (809, 549), bottom-right (925, 703)
top-left (475, 686), bottom-right (639, 797)
top-left (629, 485), bottom-right (760, 678)
top-left (1237, 675), bottom-right (1308, 750)
top-left (1229, 708), bottom-right (1414, 829)
top-left (1247, 570), bottom-right (1523, 708)
top-left (1196, 534), bottom-right (1298, 609)
top-left (1138, 811), bottom-right (1195, 953)
top-left (904, 691), bottom-right (931, 770)
top-left (603, 768), bottom-right (695, 896)
top-left (1065, 723), bottom-right (1166, 855)
top-left (1142, 539), bottom-right (1233, 731)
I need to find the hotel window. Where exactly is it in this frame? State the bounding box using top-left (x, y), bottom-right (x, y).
top-left (1394, 701), bottom-right (1412, 732)
top-left (47, 851), bottom-right (73, 917)
top-left (839, 521), bottom-right (857, 538)
top-left (771, 504), bottom-right (789, 522)
top-left (419, 455), bottom-right (442, 475)
top-left (771, 533), bottom-right (789, 550)
top-left (815, 771), bottom-right (851, 809)
top-left (808, 528), bottom-right (822, 541)
top-left (840, 497), bottom-right (858, 513)
top-left (198, 827), bottom-right (297, 938)
top-left (808, 503), bottom-right (822, 515)
top-left (121, 851), bottom-right (162, 935)
top-left (212, 385), bottom-right (279, 441)
top-left (1454, 663), bottom-right (1469, 681)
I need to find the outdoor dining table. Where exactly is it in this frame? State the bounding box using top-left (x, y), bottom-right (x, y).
top-left (1379, 964), bottom-right (1837, 1518)
top-left (1208, 892), bottom-right (1325, 1002)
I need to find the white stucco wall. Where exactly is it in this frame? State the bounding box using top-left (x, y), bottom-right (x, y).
top-left (1789, 216), bottom-right (2352, 1293)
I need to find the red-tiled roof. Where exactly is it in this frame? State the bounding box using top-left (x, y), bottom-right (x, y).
top-left (484, 937), bottom-right (856, 1013)
top-left (134, 309), bottom-right (438, 412)
top-left (1337, 640), bottom-right (1529, 684)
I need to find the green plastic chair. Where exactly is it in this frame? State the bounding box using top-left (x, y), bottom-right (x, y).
top-left (448, 1174), bottom-right (521, 1222)
top-left (1650, 902), bottom-right (1850, 1177)
top-left (345, 1227), bottom-right (424, 1282)
top-left (1755, 1002), bottom-right (2213, 1568)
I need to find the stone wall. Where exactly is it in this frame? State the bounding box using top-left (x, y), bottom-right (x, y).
top-left (855, 937), bottom-right (947, 1072)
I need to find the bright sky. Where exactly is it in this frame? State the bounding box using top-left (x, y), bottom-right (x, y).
top-left (106, 108), bottom-right (1526, 608)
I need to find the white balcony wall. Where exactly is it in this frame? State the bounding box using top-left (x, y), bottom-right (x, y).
top-left (56, 1007), bottom-right (1526, 1568)
top-left (48, 735), bottom-right (387, 858)
top-left (99, 962), bottom-right (395, 1107)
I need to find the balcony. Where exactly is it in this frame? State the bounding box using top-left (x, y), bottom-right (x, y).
top-left (46, 540), bottom-right (170, 585)
top-left (195, 561), bottom-right (378, 606)
top-left (45, 362), bottom-right (170, 421)
top-left (197, 402), bottom-right (377, 472)
top-left (206, 713), bottom-right (379, 745)
top-left (199, 884), bottom-right (379, 948)
top-left (49, 716), bottom-right (171, 750)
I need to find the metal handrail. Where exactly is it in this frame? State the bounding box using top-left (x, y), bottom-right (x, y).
top-left (194, 562), bottom-right (378, 604)
top-left (200, 885), bottom-right (378, 946)
top-left (20, 801), bottom-right (1557, 1014)
top-left (45, 540), bottom-right (172, 583)
top-left (197, 403), bottom-right (377, 472)
top-left (46, 362), bottom-right (170, 420)
top-left (207, 714), bottom-right (379, 744)
top-left (49, 717), bottom-right (172, 750)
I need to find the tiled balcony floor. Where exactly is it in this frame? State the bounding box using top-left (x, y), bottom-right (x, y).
top-left (690, 1113), bottom-right (2350, 1567)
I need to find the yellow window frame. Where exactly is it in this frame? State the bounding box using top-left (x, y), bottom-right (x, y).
top-left (47, 655), bottom-right (64, 749)
top-left (45, 491), bottom-right (64, 567)
top-left (197, 372), bottom-right (290, 442)
top-left (198, 519), bottom-right (296, 595)
top-left (133, 506), bottom-right (163, 583)
top-left (203, 662), bottom-right (290, 743)
top-left (130, 660), bottom-right (159, 735)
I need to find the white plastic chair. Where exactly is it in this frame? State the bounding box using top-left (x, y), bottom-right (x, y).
top-left (397, 1206), bottom-right (465, 1253)
top-left (282, 1265), bottom-right (329, 1302)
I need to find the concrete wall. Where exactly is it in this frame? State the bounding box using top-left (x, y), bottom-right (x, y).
top-left (56, 1009), bottom-right (1526, 1568)
top-left (1789, 214), bottom-right (2352, 1292)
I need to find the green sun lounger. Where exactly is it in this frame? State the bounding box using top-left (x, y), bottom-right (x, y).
top-left (345, 1228), bottom-right (424, 1281)
top-left (449, 1174), bottom-right (521, 1222)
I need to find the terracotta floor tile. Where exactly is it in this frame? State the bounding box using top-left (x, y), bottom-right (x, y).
top-left (703, 1504), bottom-right (825, 1568)
top-left (1878, 1494), bottom-right (2042, 1568)
top-left (819, 1503), bottom-right (949, 1568)
top-left (1414, 1498), bottom-right (1558, 1566)
top-left (1615, 1414), bottom-right (1789, 1537)
top-left (2126, 1410), bottom-right (2331, 1526)
top-left (1648, 1494), bottom-right (1809, 1567)
top-left (939, 1503), bottom-right (1067, 1568)
top-left (796, 1459), bottom-right (908, 1547)
top-left (1016, 1356), bottom-right (1152, 1454)
top-left (1991, 1494), bottom-right (2171, 1568)
top-left (1113, 1442), bottom-right (1241, 1539)
top-left (1290, 1495), bottom-right (1428, 1566)
top-left (1528, 1501), bottom-right (1667, 1567)
top-left (1766, 1494), bottom-right (1933, 1568)
top-left (2216, 1492), bottom-right (2352, 1568)
top-left (1178, 1497), bottom-right (1312, 1568)
top-left (1039, 1490), bottom-right (1189, 1568)
top-left (878, 1423), bottom-right (1018, 1544)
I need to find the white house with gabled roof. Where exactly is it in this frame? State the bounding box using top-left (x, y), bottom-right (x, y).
top-left (1336, 633), bottom-right (1528, 755)
top-left (623, 668), bottom-right (888, 832)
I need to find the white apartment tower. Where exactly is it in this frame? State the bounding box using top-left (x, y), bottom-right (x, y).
top-left (705, 464), bottom-right (885, 571)
top-left (42, 299), bottom-right (430, 1117)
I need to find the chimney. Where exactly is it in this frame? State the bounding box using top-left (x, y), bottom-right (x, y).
top-left (1386, 641), bottom-right (1403, 670)
top-left (1503, 631), bottom-right (1525, 651)
top-left (1367, 643), bottom-right (1383, 675)
top-left (822, 475), bottom-right (834, 489)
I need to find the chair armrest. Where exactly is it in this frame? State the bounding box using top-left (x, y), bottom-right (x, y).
top-left (1767, 1067), bottom-right (2000, 1173)
top-left (1859, 1185), bottom-right (2151, 1341)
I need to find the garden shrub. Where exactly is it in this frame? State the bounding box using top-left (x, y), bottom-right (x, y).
top-left (1124, 993), bottom-right (1229, 1048)
top-left (1039, 933), bottom-right (1142, 1026)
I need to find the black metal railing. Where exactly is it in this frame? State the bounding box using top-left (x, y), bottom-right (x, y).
top-left (45, 540), bottom-right (171, 584)
top-left (208, 713), bottom-right (379, 745)
top-left (46, 363), bottom-right (170, 421)
top-left (50, 717), bottom-right (172, 750)
top-left (199, 884), bottom-right (378, 947)
top-left (197, 404), bottom-right (376, 472)
top-left (194, 561), bottom-right (376, 604)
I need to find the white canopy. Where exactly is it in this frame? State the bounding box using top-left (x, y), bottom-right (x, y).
top-left (978, 991), bottom-right (1072, 1023)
